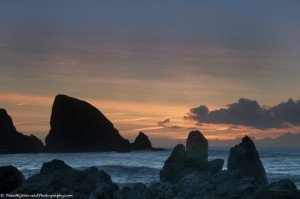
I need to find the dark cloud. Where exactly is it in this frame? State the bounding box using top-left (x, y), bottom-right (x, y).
top-left (157, 118), bottom-right (182, 129)
top-left (157, 118), bottom-right (170, 127)
top-left (185, 98), bottom-right (300, 129)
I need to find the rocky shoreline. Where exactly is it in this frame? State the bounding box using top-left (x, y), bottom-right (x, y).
top-left (1, 131), bottom-right (299, 199)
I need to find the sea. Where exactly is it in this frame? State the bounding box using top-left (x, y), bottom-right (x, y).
top-left (0, 147), bottom-right (299, 189)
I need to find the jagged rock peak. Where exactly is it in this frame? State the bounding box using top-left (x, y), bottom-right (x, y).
top-left (0, 108), bottom-right (16, 134)
top-left (131, 132), bottom-right (152, 150)
top-left (227, 135), bottom-right (269, 185)
top-left (0, 108), bottom-right (44, 154)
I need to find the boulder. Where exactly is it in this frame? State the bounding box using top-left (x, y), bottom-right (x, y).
top-left (0, 108), bottom-right (44, 154)
top-left (131, 132), bottom-right (152, 150)
top-left (0, 165), bottom-right (25, 194)
top-left (160, 131), bottom-right (210, 182)
top-left (185, 131), bottom-right (208, 170)
top-left (269, 179), bottom-right (297, 192)
top-left (160, 144), bottom-right (186, 182)
top-left (45, 94), bottom-right (131, 152)
top-left (227, 136), bottom-right (269, 185)
top-left (13, 159), bottom-right (119, 198)
top-left (114, 183), bottom-right (154, 199)
top-left (211, 169), bottom-right (255, 198)
top-left (208, 159), bottom-right (224, 175)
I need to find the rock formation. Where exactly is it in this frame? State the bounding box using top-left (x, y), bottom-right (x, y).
top-left (185, 130), bottom-right (208, 170)
top-left (13, 159), bottom-right (119, 198)
top-left (45, 94), bottom-right (131, 152)
top-left (227, 135), bottom-right (269, 185)
top-left (160, 131), bottom-right (217, 182)
top-left (0, 108), bottom-right (44, 154)
top-left (131, 132), bottom-right (152, 150)
top-left (4, 131), bottom-right (300, 199)
top-left (0, 166), bottom-right (25, 194)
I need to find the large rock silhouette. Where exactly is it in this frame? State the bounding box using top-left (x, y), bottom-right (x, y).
top-left (160, 131), bottom-right (216, 182)
top-left (0, 109), bottom-right (44, 154)
top-left (45, 94), bottom-right (131, 152)
top-left (227, 135), bottom-right (269, 185)
top-left (13, 159), bottom-right (119, 198)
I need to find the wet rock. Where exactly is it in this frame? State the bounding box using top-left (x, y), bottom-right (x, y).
top-left (40, 159), bottom-right (72, 174)
top-left (160, 131), bottom-right (210, 183)
top-left (160, 144), bottom-right (186, 182)
top-left (185, 131), bottom-right (208, 170)
top-left (269, 179), bottom-right (297, 192)
top-left (211, 170), bottom-right (255, 197)
top-left (227, 136), bottom-right (269, 185)
top-left (13, 159), bottom-right (119, 198)
top-left (45, 94), bottom-right (131, 153)
top-left (0, 165), bottom-right (25, 193)
top-left (208, 159), bottom-right (224, 175)
top-left (131, 132), bottom-right (152, 150)
top-left (114, 183), bottom-right (154, 199)
top-left (0, 108), bottom-right (44, 154)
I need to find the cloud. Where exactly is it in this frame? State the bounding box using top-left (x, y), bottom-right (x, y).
top-left (157, 118), bottom-right (170, 127)
top-left (185, 98), bottom-right (300, 129)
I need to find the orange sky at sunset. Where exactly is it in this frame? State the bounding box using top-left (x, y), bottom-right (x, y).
top-left (1, 1), bottom-right (300, 146)
top-left (1, 92), bottom-right (299, 147)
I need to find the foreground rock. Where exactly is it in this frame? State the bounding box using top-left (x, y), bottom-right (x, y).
top-left (158, 132), bottom-right (299, 199)
top-left (45, 94), bottom-right (131, 152)
top-left (13, 159), bottom-right (119, 199)
top-left (5, 132), bottom-right (300, 199)
top-left (228, 135), bottom-right (269, 185)
top-left (0, 109), bottom-right (44, 154)
top-left (160, 131), bottom-right (217, 182)
top-left (0, 166), bottom-right (25, 194)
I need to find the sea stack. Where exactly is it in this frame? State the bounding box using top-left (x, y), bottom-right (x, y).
top-left (160, 130), bottom-right (213, 182)
top-left (131, 132), bottom-right (152, 150)
top-left (0, 108), bottom-right (44, 154)
top-left (45, 94), bottom-right (131, 152)
top-left (227, 135), bottom-right (269, 185)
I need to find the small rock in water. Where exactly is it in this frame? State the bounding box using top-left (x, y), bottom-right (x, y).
top-left (131, 132), bottom-right (152, 150)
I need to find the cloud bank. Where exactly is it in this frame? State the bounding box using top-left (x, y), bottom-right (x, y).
top-left (185, 98), bottom-right (300, 129)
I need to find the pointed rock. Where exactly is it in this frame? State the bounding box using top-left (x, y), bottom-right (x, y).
top-left (45, 94), bottom-right (131, 152)
top-left (0, 108), bottom-right (44, 154)
top-left (160, 144), bottom-right (186, 182)
top-left (227, 136), bottom-right (269, 185)
top-left (131, 132), bottom-right (152, 150)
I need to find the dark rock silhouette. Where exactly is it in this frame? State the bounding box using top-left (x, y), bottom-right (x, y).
top-left (5, 131), bottom-right (300, 199)
top-left (0, 166), bottom-right (25, 194)
top-left (131, 132), bottom-right (165, 151)
top-left (160, 131), bottom-right (213, 182)
top-left (160, 144), bottom-right (186, 182)
top-left (0, 108), bottom-right (44, 154)
top-left (227, 135), bottom-right (269, 185)
top-left (131, 132), bottom-right (152, 150)
top-left (185, 130), bottom-right (208, 170)
top-left (115, 183), bottom-right (154, 199)
top-left (45, 94), bottom-right (131, 152)
top-left (13, 159), bottom-right (119, 198)
top-left (208, 159), bottom-right (224, 175)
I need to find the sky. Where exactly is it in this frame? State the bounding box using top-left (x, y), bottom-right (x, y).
top-left (1, 1), bottom-right (300, 146)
